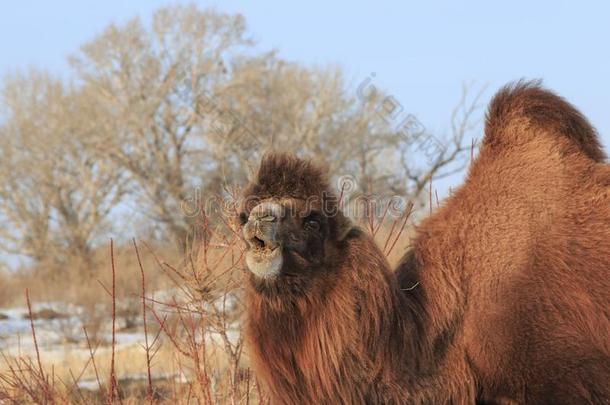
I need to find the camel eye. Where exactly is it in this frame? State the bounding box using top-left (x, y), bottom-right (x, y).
top-left (239, 212), bottom-right (248, 225)
top-left (303, 213), bottom-right (321, 231)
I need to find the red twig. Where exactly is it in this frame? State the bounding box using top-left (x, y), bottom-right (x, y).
top-left (150, 308), bottom-right (188, 357)
top-left (107, 239), bottom-right (118, 404)
top-left (385, 202), bottom-right (414, 256)
top-left (471, 137), bottom-right (477, 161)
top-left (25, 289), bottom-right (53, 403)
top-left (133, 238), bottom-right (154, 404)
top-left (83, 326), bottom-right (102, 393)
top-left (429, 178), bottom-right (433, 215)
top-left (25, 289), bottom-right (44, 384)
top-left (373, 200), bottom-right (391, 236)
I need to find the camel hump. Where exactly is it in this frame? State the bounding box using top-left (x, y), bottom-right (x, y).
top-left (484, 80), bottom-right (607, 162)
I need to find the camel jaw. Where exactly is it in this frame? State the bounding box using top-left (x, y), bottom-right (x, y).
top-left (245, 245), bottom-right (283, 279)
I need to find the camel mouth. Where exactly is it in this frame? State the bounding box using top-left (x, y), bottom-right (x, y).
top-left (242, 201), bottom-right (284, 278)
top-left (245, 242), bottom-right (283, 279)
top-left (248, 243), bottom-right (280, 256)
top-left (247, 236), bottom-right (279, 253)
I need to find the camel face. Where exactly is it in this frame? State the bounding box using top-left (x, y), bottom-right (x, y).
top-left (242, 201), bottom-right (283, 278)
top-left (241, 197), bottom-right (329, 280)
top-left (238, 153), bottom-right (351, 290)
top-left (241, 153), bottom-right (412, 404)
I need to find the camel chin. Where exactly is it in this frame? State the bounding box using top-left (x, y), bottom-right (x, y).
top-left (245, 246), bottom-right (282, 279)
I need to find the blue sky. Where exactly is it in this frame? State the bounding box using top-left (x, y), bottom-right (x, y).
top-left (0, 1), bottom-right (608, 268)
top-left (1, 0), bottom-right (609, 168)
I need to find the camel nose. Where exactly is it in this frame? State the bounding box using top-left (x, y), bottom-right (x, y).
top-left (248, 202), bottom-right (283, 224)
top-left (244, 202), bottom-right (283, 250)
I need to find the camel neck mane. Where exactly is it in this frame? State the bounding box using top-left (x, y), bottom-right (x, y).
top-left (245, 230), bottom-right (423, 403)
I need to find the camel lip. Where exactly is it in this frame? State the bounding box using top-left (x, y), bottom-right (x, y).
top-left (246, 234), bottom-right (279, 252)
top-left (246, 243), bottom-right (281, 257)
top-left (245, 244), bottom-right (283, 279)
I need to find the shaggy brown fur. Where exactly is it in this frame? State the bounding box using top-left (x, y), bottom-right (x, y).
top-left (395, 81), bottom-right (610, 404)
top-left (241, 82), bottom-right (609, 404)
top-left (484, 81), bottom-right (607, 162)
top-left (240, 154), bottom-right (420, 403)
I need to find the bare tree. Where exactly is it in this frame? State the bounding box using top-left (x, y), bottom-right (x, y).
top-left (202, 52), bottom-right (398, 184)
top-left (0, 5), bottom-right (483, 262)
top-left (398, 82), bottom-right (487, 202)
top-left (70, 5), bottom-right (251, 250)
top-left (206, 53), bottom-right (485, 205)
top-left (0, 70), bottom-right (125, 268)
top-left (0, 72), bottom-right (63, 262)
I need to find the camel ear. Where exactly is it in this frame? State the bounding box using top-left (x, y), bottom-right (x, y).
top-left (333, 212), bottom-right (353, 242)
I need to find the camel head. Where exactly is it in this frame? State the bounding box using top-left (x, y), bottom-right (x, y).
top-left (238, 153), bottom-right (352, 289)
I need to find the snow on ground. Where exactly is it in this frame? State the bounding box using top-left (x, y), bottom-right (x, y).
top-left (0, 303), bottom-right (180, 388)
top-left (0, 303), bottom-right (146, 357)
top-left (0, 294), bottom-right (241, 387)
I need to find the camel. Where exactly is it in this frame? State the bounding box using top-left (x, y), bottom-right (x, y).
top-left (394, 81), bottom-right (609, 404)
top-left (239, 82), bottom-right (609, 404)
top-left (239, 153), bottom-right (417, 403)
